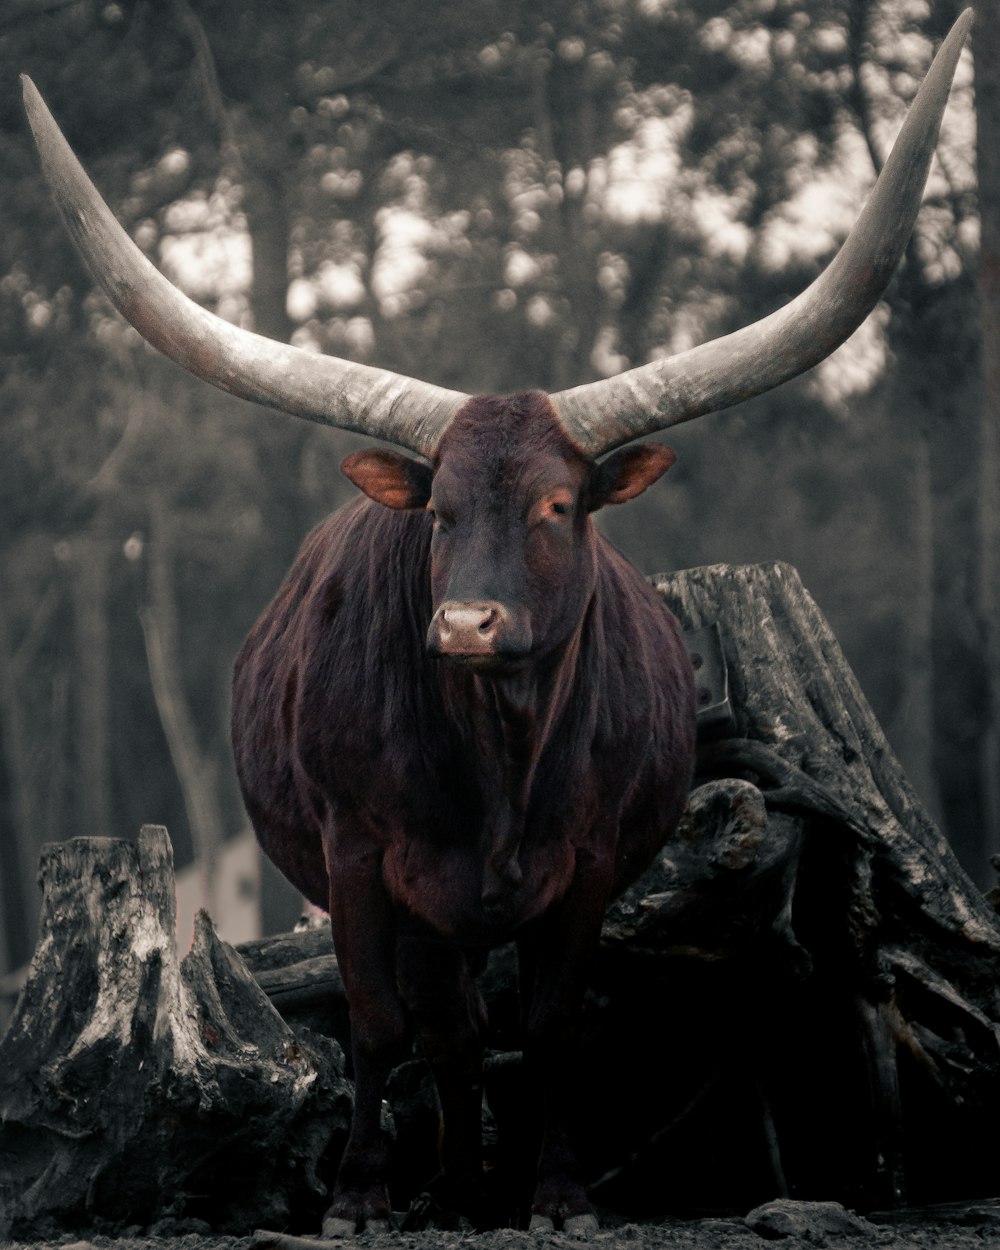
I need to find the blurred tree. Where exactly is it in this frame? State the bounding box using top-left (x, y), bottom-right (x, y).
top-left (0, 0), bottom-right (991, 986)
top-left (972, 0), bottom-right (1000, 871)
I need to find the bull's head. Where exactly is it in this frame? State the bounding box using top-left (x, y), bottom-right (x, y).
top-left (20, 11), bottom-right (972, 671)
top-left (340, 391), bottom-right (676, 669)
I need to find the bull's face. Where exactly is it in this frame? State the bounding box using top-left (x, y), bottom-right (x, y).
top-left (342, 392), bottom-right (674, 674)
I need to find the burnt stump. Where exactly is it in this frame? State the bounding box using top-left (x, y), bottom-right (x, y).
top-left (0, 826), bottom-right (352, 1239)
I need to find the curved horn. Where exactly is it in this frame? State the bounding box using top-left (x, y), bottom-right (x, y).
top-left (551, 8), bottom-right (973, 458)
top-left (21, 76), bottom-right (467, 459)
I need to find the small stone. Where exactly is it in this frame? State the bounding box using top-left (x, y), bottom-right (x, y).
top-left (148, 1216), bottom-right (181, 1236)
top-left (745, 1199), bottom-right (877, 1241)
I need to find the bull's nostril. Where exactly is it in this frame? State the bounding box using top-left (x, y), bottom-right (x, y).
top-left (429, 601), bottom-right (528, 659)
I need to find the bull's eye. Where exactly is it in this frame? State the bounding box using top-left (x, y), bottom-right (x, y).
top-left (529, 492), bottom-right (574, 526)
top-left (429, 507), bottom-right (454, 535)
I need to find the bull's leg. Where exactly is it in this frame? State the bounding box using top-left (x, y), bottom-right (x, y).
top-left (396, 933), bottom-right (487, 1228)
top-left (517, 855), bottom-right (610, 1235)
top-left (320, 823), bottom-right (408, 1236)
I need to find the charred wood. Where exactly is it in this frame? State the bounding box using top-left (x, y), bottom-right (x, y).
top-left (0, 826), bottom-right (352, 1239)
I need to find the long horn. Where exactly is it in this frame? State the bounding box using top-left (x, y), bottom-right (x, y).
top-left (551, 8), bottom-right (973, 458)
top-left (21, 76), bottom-right (467, 460)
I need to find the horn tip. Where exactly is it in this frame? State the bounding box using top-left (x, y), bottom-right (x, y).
top-left (952, 8), bottom-right (974, 45)
top-left (20, 75), bottom-right (49, 134)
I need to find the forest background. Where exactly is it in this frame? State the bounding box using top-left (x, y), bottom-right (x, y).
top-left (0, 0), bottom-right (997, 991)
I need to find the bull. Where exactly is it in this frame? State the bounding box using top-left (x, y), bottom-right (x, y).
top-left (21, 10), bottom-right (970, 1234)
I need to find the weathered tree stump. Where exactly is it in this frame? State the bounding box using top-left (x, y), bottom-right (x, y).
top-left (0, 825), bottom-right (352, 1239)
top-left (587, 562), bottom-right (1000, 1212)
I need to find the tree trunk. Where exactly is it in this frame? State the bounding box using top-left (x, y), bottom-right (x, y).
top-left (71, 534), bottom-right (111, 839)
top-left (973, 0), bottom-right (1000, 868)
top-left (0, 590), bottom-right (32, 973)
top-left (141, 492), bottom-right (226, 914)
top-left (0, 825), bottom-right (352, 1240)
top-left (847, 8), bottom-right (992, 881)
top-left (241, 116), bottom-right (294, 345)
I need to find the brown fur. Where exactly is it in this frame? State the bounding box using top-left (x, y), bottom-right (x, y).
top-left (232, 391), bottom-right (696, 1230)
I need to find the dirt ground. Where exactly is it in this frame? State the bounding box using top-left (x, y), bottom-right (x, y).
top-left (8, 1199), bottom-right (1000, 1250)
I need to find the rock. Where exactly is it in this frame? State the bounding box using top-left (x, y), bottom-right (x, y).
top-left (745, 1199), bottom-right (877, 1240)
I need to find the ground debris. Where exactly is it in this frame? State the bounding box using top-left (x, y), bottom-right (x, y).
top-left (4, 1209), bottom-right (1000, 1250)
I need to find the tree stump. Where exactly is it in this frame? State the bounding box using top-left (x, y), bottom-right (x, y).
top-left (586, 562), bottom-right (1000, 1212)
top-left (0, 826), bottom-right (353, 1240)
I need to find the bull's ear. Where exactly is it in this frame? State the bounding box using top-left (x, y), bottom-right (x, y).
top-left (341, 450), bottom-right (433, 509)
top-left (589, 443), bottom-right (676, 510)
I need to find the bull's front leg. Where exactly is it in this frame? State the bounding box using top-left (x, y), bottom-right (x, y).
top-left (320, 821), bottom-right (408, 1236)
top-left (517, 847), bottom-right (612, 1236)
top-left (396, 933), bottom-right (488, 1229)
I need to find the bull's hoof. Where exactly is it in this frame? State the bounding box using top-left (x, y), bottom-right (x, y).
top-left (320, 1217), bottom-right (355, 1239)
top-left (321, 1214), bottom-right (393, 1238)
top-left (564, 1213), bottom-right (600, 1237)
top-left (529, 1204), bottom-right (599, 1236)
top-left (321, 1187), bottom-right (395, 1237)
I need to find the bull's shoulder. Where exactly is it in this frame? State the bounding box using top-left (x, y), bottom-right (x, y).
top-left (591, 534), bottom-right (687, 650)
top-left (233, 498), bottom-right (435, 720)
top-left (244, 499), bottom-right (431, 637)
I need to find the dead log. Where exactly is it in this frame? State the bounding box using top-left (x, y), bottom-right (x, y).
top-left (0, 825), bottom-right (352, 1240)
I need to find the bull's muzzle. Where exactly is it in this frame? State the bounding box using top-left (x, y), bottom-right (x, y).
top-left (426, 601), bottom-right (531, 664)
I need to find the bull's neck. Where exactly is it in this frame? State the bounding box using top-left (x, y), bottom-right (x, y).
top-left (441, 622), bottom-right (587, 902)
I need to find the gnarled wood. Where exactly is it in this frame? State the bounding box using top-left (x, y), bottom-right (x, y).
top-left (0, 826), bottom-right (352, 1240)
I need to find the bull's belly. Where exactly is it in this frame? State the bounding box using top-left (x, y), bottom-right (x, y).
top-left (381, 838), bottom-right (575, 945)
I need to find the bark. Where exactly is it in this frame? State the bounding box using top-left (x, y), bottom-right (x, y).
top-left (0, 825), bottom-right (352, 1240)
